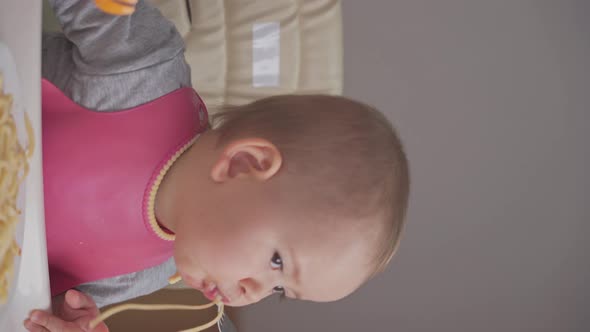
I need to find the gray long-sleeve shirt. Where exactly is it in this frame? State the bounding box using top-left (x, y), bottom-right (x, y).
top-left (43, 0), bottom-right (185, 309)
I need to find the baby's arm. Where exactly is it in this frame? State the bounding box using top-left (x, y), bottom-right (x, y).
top-left (46, 0), bottom-right (184, 76)
top-left (43, 0), bottom-right (191, 111)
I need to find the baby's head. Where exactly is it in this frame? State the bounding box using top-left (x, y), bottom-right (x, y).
top-left (168, 94), bottom-right (409, 306)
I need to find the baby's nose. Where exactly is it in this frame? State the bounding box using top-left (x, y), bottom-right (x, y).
top-left (238, 277), bottom-right (268, 304)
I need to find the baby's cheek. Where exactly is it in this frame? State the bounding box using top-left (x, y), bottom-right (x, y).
top-left (206, 238), bottom-right (263, 279)
top-left (174, 218), bottom-right (268, 280)
top-left (174, 234), bottom-right (235, 275)
top-left (203, 240), bottom-right (248, 272)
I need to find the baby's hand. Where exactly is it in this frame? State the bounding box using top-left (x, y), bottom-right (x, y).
top-left (24, 289), bottom-right (108, 332)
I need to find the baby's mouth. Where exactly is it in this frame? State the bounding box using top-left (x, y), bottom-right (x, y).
top-left (178, 270), bottom-right (231, 303)
top-left (203, 284), bottom-right (230, 304)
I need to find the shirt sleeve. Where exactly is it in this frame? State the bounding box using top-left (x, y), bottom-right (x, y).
top-left (75, 258), bottom-right (176, 308)
top-left (46, 0), bottom-right (185, 75)
top-left (43, 0), bottom-right (192, 111)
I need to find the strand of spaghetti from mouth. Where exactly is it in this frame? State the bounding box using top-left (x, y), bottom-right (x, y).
top-left (89, 273), bottom-right (224, 332)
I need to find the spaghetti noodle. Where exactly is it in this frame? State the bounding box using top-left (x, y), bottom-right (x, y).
top-left (89, 273), bottom-right (225, 332)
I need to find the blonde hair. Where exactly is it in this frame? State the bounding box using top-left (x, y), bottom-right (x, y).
top-left (212, 95), bottom-right (409, 276)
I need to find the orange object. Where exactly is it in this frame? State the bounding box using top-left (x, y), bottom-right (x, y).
top-left (95, 0), bottom-right (137, 16)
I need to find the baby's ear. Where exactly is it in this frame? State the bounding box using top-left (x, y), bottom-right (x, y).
top-left (210, 138), bottom-right (282, 182)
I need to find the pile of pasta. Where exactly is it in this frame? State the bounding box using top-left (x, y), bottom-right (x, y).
top-left (0, 73), bottom-right (34, 304)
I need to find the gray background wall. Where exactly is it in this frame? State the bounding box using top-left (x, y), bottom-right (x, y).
top-left (234, 1), bottom-right (589, 331)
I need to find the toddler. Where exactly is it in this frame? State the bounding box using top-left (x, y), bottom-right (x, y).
top-left (25, 1), bottom-right (409, 331)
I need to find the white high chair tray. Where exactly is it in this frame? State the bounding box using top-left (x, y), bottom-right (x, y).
top-left (0, 2), bottom-right (51, 331)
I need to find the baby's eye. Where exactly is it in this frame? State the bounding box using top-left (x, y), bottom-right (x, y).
top-left (270, 252), bottom-right (283, 270)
